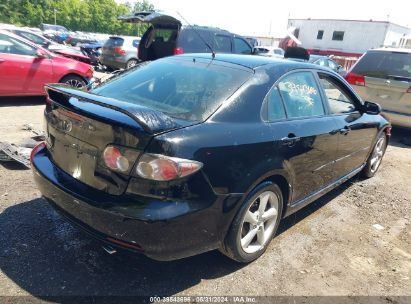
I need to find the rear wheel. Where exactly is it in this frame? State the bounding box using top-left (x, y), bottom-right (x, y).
top-left (60, 75), bottom-right (87, 90)
top-left (220, 182), bottom-right (283, 263)
top-left (362, 133), bottom-right (387, 178)
top-left (126, 59), bottom-right (139, 69)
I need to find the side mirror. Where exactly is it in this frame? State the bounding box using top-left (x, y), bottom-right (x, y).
top-left (36, 49), bottom-right (48, 59)
top-left (363, 101), bottom-right (381, 115)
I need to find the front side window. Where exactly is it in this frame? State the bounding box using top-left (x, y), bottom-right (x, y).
top-left (277, 72), bottom-right (325, 118)
top-left (0, 34), bottom-right (37, 56)
top-left (319, 75), bottom-right (357, 114)
top-left (233, 37), bottom-right (251, 54)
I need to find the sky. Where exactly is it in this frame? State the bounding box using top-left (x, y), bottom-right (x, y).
top-left (116, 0), bottom-right (411, 37)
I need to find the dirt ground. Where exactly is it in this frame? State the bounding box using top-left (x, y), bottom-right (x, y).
top-left (0, 97), bottom-right (410, 301)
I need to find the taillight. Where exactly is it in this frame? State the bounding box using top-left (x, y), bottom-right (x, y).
top-left (136, 154), bottom-right (202, 181)
top-left (173, 47), bottom-right (184, 55)
top-left (345, 72), bottom-right (365, 86)
top-left (30, 142), bottom-right (46, 163)
top-left (114, 47), bottom-right (126, 55)
top-left (102, 145), bottom-right (139, 173)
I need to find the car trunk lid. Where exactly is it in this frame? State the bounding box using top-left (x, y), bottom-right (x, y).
top-left (44, 84), bottom-right (188, 195)
top-left (118, 11), bottom-right (182, 28)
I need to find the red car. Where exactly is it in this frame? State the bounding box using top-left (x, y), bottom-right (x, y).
top-left (0, 30), bottom-right (93, 97)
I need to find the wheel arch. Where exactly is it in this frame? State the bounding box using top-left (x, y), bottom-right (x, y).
top-left (59, 73), bottom-right (87, 84)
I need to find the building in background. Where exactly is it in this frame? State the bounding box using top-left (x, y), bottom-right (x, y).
top-left (287, 18), bottom-right (410, 57)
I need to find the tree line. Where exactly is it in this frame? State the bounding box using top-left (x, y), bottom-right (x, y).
top-left (0, 0), bottom-right (154, 36)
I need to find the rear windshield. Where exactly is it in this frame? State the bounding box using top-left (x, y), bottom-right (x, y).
top-left (105, 37), bottom-right (124, 47)
top-left (352, 51), bottom-right (411, 79)
top-left (92, 58), bottom-right (252, 122)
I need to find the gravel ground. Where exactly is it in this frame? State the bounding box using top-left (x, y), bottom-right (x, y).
top-left (0, 97), bottom-right (410, 301)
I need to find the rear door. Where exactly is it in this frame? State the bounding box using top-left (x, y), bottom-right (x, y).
top-left (317, 72), bottom-right (378, 177)
top-left (0, 33), bottom-right (53, 96)
top-left (267, 71), bottom-right (339, 203)
top-left (350, 51), bottom-right (411, 117)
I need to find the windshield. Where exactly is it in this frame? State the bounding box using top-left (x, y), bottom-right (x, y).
top-left (92, 57), bottom-right (252, 122)
top-left (352, 51), bottom-right (411, 79)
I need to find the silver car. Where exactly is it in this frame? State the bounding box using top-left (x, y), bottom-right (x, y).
top-left (100, 36), bottom-right (140, 70)
top-left (346, 48), bottom-right (411, 128)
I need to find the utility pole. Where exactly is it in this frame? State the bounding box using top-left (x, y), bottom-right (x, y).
top-left (54, 8), bottom-right (57, 25)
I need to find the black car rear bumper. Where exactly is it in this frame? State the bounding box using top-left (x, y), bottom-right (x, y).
top-left (31, 145), bottom-right (233, 261)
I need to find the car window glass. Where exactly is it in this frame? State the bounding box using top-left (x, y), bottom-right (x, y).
top-left (92, 58), bottom-right (252, 122)
top-left (178, 29), bottom-right (212, 53)
top-left (351, 51), bottom-right (411, 79)
top-left (277, 72), bottom-right (325, 118)
top-left (17, 31), bottom-right (45, 45)
top-left (328, 59), bottom-right (337, 70)
top-left (233, 37), bottom-right (251, 54)
top-left (0, 33), bottom-right (37, 56)
top-left (319, 75), bottom-right (357, 114)
top-left (213, 35), bottom-right (231, 53)
top-left (317, 58), bottom-right (327, 66)
top-left (267, 86), bottom-right (286, 121)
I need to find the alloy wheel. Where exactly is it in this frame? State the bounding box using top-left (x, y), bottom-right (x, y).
top-left (370, 137), bottom-right (385, 173)
top-left (240, 191), bottom-right (279, 254)
top-left (65, 78), bottom-right (85, 89)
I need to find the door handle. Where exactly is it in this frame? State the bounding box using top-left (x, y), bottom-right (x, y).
top-left (0, 58), bottom-right (5, 63)
top-left (339, 126), bottom-right (351, 135)
top-left (280, 133), bottom-right (301, 146)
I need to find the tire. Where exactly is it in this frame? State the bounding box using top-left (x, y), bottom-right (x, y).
top-left (126, 59), bottom-right (139, 69)
top-left (60, 75), bottom-right (87, 90)
top-left (362, 132), bottom-right (387, 178)
top-left (220, 181), bottom-right (283, 263)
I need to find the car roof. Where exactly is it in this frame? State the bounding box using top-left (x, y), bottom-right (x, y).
top-left (177, 53), bottom-right (323, 70)
top-left (370, 47), bottom-right (411, 54)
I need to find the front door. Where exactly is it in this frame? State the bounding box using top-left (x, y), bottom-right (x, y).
top-left (317, 72), bottom-right (379, 177)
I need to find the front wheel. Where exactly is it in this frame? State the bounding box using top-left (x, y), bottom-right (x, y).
top-left (220, 182), bottom-right (283, 263)
top-left (60, 75), bottom-right (87, 90)
top-left (362, 133), bottom-right (387, 178)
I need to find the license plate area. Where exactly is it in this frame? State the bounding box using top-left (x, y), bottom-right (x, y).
top-left (47, 129), bottom-right (106, 190)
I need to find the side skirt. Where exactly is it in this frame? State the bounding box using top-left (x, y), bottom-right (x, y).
top-left (284, 164), bottom-right (365, 217)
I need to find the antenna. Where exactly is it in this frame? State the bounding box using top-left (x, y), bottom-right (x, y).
top-left (176, 11), bottom-right (216, 59)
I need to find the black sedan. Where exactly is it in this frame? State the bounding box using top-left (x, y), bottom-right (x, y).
top-left (31, 54), bottom-right (390, 263)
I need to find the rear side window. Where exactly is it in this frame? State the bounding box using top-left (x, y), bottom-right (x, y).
top-left (214, 35), bottom-right (231, 53)
top-left (277, 72), bottom-right (325, 118)
top-left (105, 37), bottom-right (124, 47)
top-left (352, 51), bottom-right (411, 79)
top-left (177, 29), bottom-right (212, 53)
top-left (92, 58), bottom-right (252, 122)
top-left (233, 37), bottom-right (252, 54)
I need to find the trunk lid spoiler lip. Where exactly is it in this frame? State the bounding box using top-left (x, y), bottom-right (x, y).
top-left (45, 84), bottom-right (189, 135)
